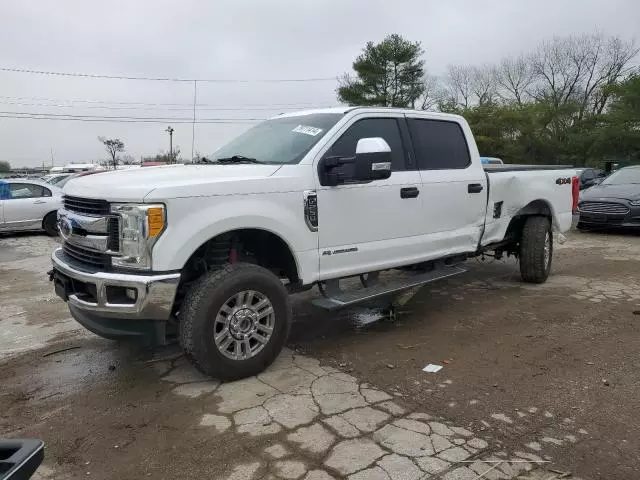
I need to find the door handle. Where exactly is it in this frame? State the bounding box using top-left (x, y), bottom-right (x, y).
top-left (33, 200), bottom-right (46, 204)
top-left (400, 187), bottom-right (420, 199)
top-left (468, 183), bottom-right (484, 194)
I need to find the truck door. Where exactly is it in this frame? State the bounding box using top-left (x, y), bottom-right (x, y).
top-left (315, 113), bottom-right (424, 280)
top-left (405, 115), bottom-right (487, 256)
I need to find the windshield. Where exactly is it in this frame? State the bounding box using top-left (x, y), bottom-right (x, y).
top-left (601, 168), bottom-right (640, 185)
top-left (209, 113), bottom-right (343, 165)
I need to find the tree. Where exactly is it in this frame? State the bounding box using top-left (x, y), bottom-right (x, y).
top-left (595, 73), bottom-right (640, 162)
top-left (418, 73), bottom-right (444, 111)
top-left (120, 154), bottom-right (137, 165)
top-left (98, 137), bottom-right (125, 170)
top-left (0, 161), bottom-right (10, 173)
top-left (496, 55), bottom-right (535, 105)
top-left (443, 65), bottom-right (474, 109)
top-left (338, 34), bottom-right (425, 107)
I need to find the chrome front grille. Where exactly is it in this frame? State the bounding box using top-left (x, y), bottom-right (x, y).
top-left (63, 195), bottom-right (110, 216)
top-left (58, 197), bottom-right (120, 269)
top-left (579, 202), bottom-right (629, 215)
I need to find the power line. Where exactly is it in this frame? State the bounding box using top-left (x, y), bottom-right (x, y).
top-left (0, 100), bottom-right (333, 112)
top-left (0, 95), bottom-right (337, 108)
top-left (0, 112), bottom-right (262, 124)
top-left (0, 67), bottom-right (337, 83)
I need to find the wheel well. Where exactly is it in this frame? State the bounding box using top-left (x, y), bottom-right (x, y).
top-left (502, 200), bottom-right (553, 252)
top-left (174, 229), bottom-right (299, 315)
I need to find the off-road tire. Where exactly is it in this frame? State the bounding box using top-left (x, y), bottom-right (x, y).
top-left (43, 212), bottom-right (58, 236)
top-left (179, 263), bottom-right (291, 381)
top-left (519, 216), bottom-right (552, 284)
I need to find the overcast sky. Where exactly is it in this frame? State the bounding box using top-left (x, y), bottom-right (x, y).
top-left (1, 0), bottom-right (638, 168)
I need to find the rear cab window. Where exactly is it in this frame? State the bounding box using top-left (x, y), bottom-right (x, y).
top-left (408, 118), bottom-right (471, 170)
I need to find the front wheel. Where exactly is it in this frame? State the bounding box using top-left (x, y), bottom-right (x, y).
top-left (179, 263), bottom-right (291, 381)
top-left (519, 216), bottom-right (553, 284)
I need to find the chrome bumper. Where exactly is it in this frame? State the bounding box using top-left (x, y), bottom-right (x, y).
top-left (51, 248), bottom-right (180, 320)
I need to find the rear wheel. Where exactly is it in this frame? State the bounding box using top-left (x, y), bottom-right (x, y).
top-left (519, 216), bottom-right (552, 284)
top-left (43, 212), bottom-right (58, 236)
top-left (179, 263), bottom-right (291, 381)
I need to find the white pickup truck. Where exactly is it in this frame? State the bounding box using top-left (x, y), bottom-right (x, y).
top-left (50, 107), bottom-right (579, 380)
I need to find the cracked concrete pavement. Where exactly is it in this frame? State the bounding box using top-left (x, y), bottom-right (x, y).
top-left (3, 231), bottom-right (638, 478)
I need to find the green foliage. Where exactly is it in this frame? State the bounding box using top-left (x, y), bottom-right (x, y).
top-left (0, 160), bottom-right (10, 173)
top-left (338, 34), bottom-right (425, 108)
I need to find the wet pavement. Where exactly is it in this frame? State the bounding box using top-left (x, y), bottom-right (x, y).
top-left (3, 231), bottom-right (638, 479)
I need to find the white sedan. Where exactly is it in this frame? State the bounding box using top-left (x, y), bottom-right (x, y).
top-left (0, 179), bottom-right (62, 235)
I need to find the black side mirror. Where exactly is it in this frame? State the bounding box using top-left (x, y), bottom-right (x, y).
top-left (319, 137), bottom-right (392, 187)
top-left (0, 439), bottom-right (44, 479)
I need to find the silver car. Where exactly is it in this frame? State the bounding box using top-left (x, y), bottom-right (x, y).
top-left (0, 179), bottom-right (62, 235)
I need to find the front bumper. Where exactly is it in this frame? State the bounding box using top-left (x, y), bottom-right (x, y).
top-left (578, 204), bottom-right (640, 227)
top-left (51, 248), bottom-right (180, 320)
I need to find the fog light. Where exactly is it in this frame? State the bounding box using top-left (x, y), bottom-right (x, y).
top-left (125, 288), bottom-right (137, 301)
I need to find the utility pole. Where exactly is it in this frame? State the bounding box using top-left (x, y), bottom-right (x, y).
top-left (165, 126), bottom-right (174, 163)
top-left (50, 148), bottom-right (54, 168)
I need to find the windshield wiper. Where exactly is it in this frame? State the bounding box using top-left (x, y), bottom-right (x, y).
top-left (215, 155), bottom-right (263, 164)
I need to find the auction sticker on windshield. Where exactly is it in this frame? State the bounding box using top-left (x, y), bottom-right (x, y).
top-left (292, 125), bottom-right (323, 136)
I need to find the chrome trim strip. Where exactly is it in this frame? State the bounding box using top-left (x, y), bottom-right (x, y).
top-left (52, 248), bottom-right (180, 320)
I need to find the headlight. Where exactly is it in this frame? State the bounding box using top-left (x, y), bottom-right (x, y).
top-left (110, 204), bottom-right (166, 270)
top-left (630, 200), bottom-right (640, 207)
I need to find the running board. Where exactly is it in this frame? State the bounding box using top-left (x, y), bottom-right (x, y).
top-left (312, 265), bottom-right (466, 310)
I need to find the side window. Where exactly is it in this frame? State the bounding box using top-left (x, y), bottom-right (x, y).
top-left (582, 170), bottom-right (595, 180)
top-left (408, 119), bottom-right (471, 170)
top-left (9, 183), bottom-right (46, 199)
top-left (327, 118), bottom-right (407, 171)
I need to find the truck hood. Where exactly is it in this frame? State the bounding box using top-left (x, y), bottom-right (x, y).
top-left (63, 164), bottom-right (282, 202)
top-left (581, 183), bottom-right (640, 202)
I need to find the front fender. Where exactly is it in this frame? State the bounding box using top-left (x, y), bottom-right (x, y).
top-left (151, 192), bottom-right (318, 279)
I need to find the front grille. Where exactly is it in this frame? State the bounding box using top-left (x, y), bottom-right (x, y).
top-left (63, 195), bottom-right (110, 215)
top-left (62, 242), bottom-right (110, 269)
top-left (578, 201), bottom-right (629, 215)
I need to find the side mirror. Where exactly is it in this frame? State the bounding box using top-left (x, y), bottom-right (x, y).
top-left (0, 439), bottom-right (44, 479)
top-left (319, 137), bottom-right (392, 187)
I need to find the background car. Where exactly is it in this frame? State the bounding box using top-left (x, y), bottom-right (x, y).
top-left (480, 156), bottom-right (504, 165)
top-left (42, 172), bottom-right (74, 186)
top-left (578, 167), bottom-right (607, 190)
top-left (56, 169), bottom-right (108, 188)
top-left (0, 178), bottom-right (62, 235)
top-left (577, 165), bottom-right (640, 229)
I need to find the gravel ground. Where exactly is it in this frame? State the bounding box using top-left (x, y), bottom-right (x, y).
top-left (2, 230), bottom-right (638, 479)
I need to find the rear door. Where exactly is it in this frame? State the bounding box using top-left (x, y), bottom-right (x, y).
top-left (405, 115), bottom-right (487, 256)
top-left (315, 113), bottom-right (424, 279)
top-left (3, 183), bottom-right (54, 230)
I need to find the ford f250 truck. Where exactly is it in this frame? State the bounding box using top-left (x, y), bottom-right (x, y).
top-left (50, 107), bottom-right (579, 380)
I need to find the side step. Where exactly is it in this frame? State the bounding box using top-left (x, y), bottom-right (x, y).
top-left (312, 265), bottom-right (466, 311)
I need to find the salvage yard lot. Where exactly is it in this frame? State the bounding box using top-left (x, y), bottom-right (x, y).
top-left (1, 231), bottom-right (639, 479)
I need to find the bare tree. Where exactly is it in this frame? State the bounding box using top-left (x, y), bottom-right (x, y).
top-left (120, 154), bottom-right (137, 165)
top-left (418, 73), bottom-right (444, 110)
top-left (471, 65), bottom-right (499, 105)
top-left (497, 55), bottom-right (535, 105)
top-left (444, 65), bottom-right (474, 108)
top-left (98, 137), bottom-right (125, 170)
top-left (529, 33), bottom-right (638, 115)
